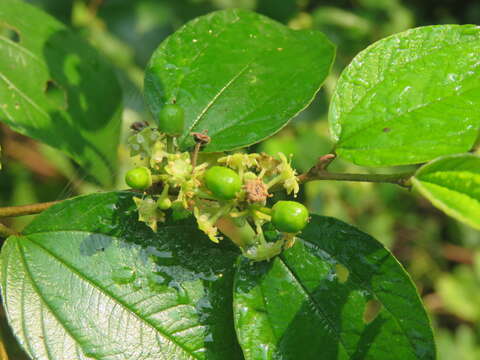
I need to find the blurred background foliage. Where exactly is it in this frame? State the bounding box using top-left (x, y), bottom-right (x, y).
top-left (0, 0), bottom-right (479, 358)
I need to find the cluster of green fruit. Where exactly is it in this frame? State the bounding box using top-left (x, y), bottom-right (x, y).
top-left (125, 103), bottom-right (309, 261)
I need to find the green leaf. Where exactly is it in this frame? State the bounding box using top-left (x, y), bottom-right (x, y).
top-left (145, 9), bottom-right (335, 152)
top-left (234, 215), bottom-right (435, 360)
top-left (412, 153), bottom-right (480, 230)
top-left (1, 192), bottom-right (242, 359)
top-left (0, 0), bottom-right (122, 186)
top-left (330, 25), bottom-right (480, 166)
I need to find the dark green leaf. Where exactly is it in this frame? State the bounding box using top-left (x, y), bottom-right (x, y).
top-left (0, 0), bottom-right (122, 186)
top-left (145, 9), bottom-right (335, 152)
top-left (234, 215), bottom-right (435, 359)
top-left (412, 154), bottom-right (480, 230)
top-left (1, 192), bottom-right (242, 359)
top-left (330, 25), bottom-right (480, 166)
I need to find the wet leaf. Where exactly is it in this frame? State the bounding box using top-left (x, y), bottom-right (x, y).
top-left (0, 192), bottom-right (242, 359)
top-left (234, 215), bottom-right (435, 360)
top-left (0, 0), bottom-right (122, 186)
top-left (330, 25), bottom-right (480, 166)
top-left (412, 154), bottom-right (480, 230)
top-left (145, 9), bottom-right (335, 152)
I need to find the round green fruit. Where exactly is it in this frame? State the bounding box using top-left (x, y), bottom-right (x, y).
top-left (271, 201), bottom-right (309, 233)
top-left (125, 167), bottom-right (152, 190)
top-left (157, 196), bottom-right (172, 210)
top-left (204, 166), bottom-right (241, 200)
top-left (158, 104), bottom-right (185, 136)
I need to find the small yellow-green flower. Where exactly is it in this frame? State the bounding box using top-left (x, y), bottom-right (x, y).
top-left (194, 206), bottom-right (222, 243)
top-left (133, 196), bottom-right (165, 232)
top-left (164, 152), bottom-right (193, 187)
top-left (243, 240), bottom-right (284, 261)
top-left (277, 153), bottom-right (299, 196)
top-left (149, 140), bottom-right (168, 170)
top-left (219, 153), bottom-right (260, 171)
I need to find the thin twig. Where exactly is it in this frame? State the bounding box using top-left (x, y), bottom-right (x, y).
top-left (0, 222), bottom-right (17, 238)
top-left (0, 201), bottom-right (60, 217)
top-left (297, 153), bottom-right (414, 187)
top-left (190, 131), bottom-right (210, 168)
top-left (298, 170), bottom-right (414, 187)
top-left (191, 142), bottom-right (201, 168)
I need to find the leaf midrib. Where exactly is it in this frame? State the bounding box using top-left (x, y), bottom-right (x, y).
top-left (18, 232), bottom-right (201, 360)
top-left (299, 238), bottom-right (425, 360)
top-left (338, 77), bottom-right (480, 146)
top-left (17, 240), bottom-right (97, 360)
top-left (277, 257), bottom-right (353, 358)
top-left (334, 34), bottom-right (480, 143)
top-left (414, 178), bottom-right (480, 207)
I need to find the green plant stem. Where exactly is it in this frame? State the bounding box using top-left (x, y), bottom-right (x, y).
top-left (0, 201), bottom-right (60, 217)
top-left (166, 136), bottom-right (174, 153)
top-left (298, 170), bottom-right (414, 187)
top-left (216, 215), bottom-right (256, 247)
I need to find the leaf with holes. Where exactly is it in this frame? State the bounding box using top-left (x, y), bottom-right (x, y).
top-left (145, 9), bottom-right (335, 152)
top-left (0, 0), bottom-right (122, 186)
top-left (0, 192), bottom-right (242, 360)
top-left (329, 25), bottom-right (480, 166)
top-left (412, 154), bottom-right (480, 230)
top-left (234, 216), bottom-right (435, 360)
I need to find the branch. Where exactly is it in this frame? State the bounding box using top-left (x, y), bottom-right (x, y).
top-left (0, 222), bottom-right (17, 238)
top-left (298, 171), bottom-right (414, 187)
top-left (298, 154), bottom-right (414, 187)
top-left (0, 201), bottom-right (60, 217)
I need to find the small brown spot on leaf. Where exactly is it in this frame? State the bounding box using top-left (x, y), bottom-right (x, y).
top-left (383, 127), bottom-right (391, 133)
top-left (363, 299), bottom-right (382, 324)
top-left (335, 263), bottom-right (349, 283)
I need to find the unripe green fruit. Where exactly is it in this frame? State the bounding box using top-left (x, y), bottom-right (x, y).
top-left (204, 166), bottom-right (242, 200)
top-left (158, 104), bottom-right (185, 136)
top-left (271, 201), bottom-right (309, 233)
top-left (125, 167), bottom-right (152, 190)
top-left (157, 197), bottom-right (172, 210)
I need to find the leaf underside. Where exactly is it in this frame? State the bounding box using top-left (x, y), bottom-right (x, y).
top-left (412, 153), bottom-right (480, 230)
top-left (1, 192), bottom-right (242, 360)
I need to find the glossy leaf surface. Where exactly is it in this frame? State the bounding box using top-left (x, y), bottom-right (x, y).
top-left (0, 0), bottom-right (122, 185)
top-left (234, 215), bottom-right (435, 360)
top-left (0, 192), bottom-right (242, 359)
top-left (145, 9), bottom-right (335, 152)
top-left (330, 25), bottom-right (480, 166)
top-left (412, 154), bottom-right (480, 230)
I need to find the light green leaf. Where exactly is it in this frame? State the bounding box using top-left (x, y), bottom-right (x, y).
top-left (330, 25), bottom-right (480, 166)
top-left (145, 9), bottom-right (335, 152)
top-left (0, 0), bottom-right (122, 186)
top-left (412, 153), bottom-right (480, 230)
top-left (1, 192), bottom-right (242, 359)
top-left (234, 215), bottom-right (435, 360)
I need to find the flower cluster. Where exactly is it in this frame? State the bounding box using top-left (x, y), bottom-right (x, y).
top-left (126, 124), bottom-right (307, 261)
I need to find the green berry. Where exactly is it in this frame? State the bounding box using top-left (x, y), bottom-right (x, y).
top-left (158, 103), bottom-right (185, 136)
top-left (204, 166), bottom-right (242, 200)
top-left (125, 167), bottom-right (152, 190)
top-left (157, 196), bottom-right (172, 210)
top-left (271, 201), bottom-right (309, 233)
